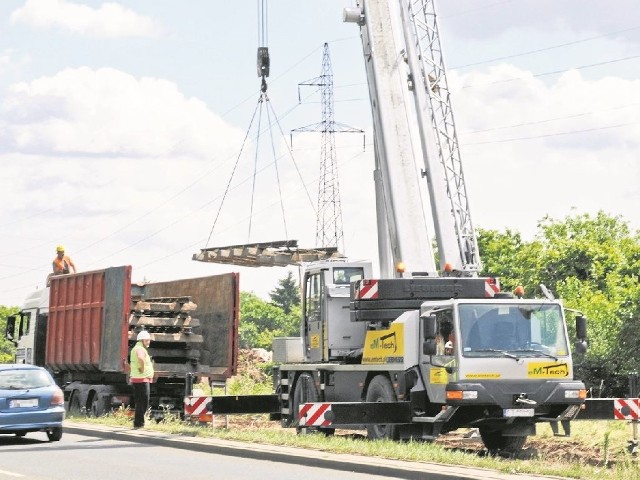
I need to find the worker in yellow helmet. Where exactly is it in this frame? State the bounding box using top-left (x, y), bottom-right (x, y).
top-left (52, 245), bottom-right (77, 275)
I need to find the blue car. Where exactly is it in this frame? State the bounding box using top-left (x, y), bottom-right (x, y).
top-left (0, 364), bottom-right (65, 441)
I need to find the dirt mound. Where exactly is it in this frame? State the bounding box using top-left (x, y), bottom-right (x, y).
top-left (436, 431), bottom-right (613, 466)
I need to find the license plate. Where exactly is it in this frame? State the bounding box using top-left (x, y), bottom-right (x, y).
top-left (503, 408), bottom-right (534, 418)
top-left (9, 398), bottom-right (38, 408)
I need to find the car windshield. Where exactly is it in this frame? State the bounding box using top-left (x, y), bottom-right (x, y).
top-left (0, 369), bottom-right (53, 389)
top-left (459, 303), bottom-right (569, 358)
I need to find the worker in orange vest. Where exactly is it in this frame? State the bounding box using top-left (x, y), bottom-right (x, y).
top-left (52, 245), bottom-right (77, 275)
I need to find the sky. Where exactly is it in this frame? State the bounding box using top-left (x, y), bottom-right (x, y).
top-left (1, 0), bottom-right (639, 307)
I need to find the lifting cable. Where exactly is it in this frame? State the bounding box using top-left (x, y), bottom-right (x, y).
top-left (205, 0), bottom-right (315, 248)
top-left (205, 98), bottom-right (262, 247)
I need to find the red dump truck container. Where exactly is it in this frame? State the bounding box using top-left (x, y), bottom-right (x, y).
top-left (46, 266), bottom-right (239, 380)
top-left (39, 266), bottom-right (239, 416)
top-left (46, 266), bottom-right (132, 373)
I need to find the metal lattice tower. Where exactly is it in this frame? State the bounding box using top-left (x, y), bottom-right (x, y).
top-left (292, 43), bottom-right (363, 250)
top-left (403, 0), bottom-right (481, 272)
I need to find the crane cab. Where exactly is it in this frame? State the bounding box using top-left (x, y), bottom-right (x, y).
top-left (301, 260), bottom-right (372, 362)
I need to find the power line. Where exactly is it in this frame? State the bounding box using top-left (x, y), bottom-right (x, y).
top-left (461, 55), bottom-right (640, 89)
top-left (1, 145), bottom-right (372, 295)
top-left (4, 30), bottom-right (629, 239)
top-left (5, 3), bottom-right (640, 300)
top-left (463, 121), bottom-right (638, 146)
top-left (451, 25), bottom-right (640, 70)
top-left (461, 102), bottom-right (640, 135)
top-left (441, 0), bottom-right (516, 19)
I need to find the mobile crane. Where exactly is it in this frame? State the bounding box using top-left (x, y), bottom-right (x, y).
top-left (194, 0), bottom-right (589, 453)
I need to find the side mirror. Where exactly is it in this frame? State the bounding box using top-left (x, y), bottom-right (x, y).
top-left (574, 340), bottom-right (587, 354)
top-left (423, 338), bottom-right (437, 355)
top-left (5, 315), bottom-right (17, 345)
top-left (574, 315), bottom-right (587, 354)
top-left (421, 314), bottom-right (437, 340)
top-left (575, 315), bottom-right (587, 340)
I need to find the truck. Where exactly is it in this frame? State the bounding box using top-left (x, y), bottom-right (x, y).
top-left (192, 0), bottom-right (589, 454)
top-left (5, 266), bottom-right (239, 418)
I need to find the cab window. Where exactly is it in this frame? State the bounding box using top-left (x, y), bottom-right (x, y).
top-left (332, 267), bottom-right (364, 285)
top-left (305, 273), bottom-right (322, 322)
top-left (434, 309), bottom-right (454, 356)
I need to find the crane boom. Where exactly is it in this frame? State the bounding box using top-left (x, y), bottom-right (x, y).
top-left (345, 0), bottom-right (481, 275)
top-left (345, 0), bottom-right (437, 278)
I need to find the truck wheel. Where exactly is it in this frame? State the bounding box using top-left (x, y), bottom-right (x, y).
top-left (47, 427), bottom-right (63, 442)
top-left (68, 394), bottom-right (82, 416)
top-left (365, 375), bottom-right (399, 441)
top-left (479, 427), bottom-right (527, 454)
top-left (91, 396), bottom-right (105, 417)
top-left (292, 372), bottom-right (319, 433)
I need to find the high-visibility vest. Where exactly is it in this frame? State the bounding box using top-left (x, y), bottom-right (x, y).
top-left (52, 255), bottom-right (73, 274)
top-left (130, 342), bottom-right (154, 380)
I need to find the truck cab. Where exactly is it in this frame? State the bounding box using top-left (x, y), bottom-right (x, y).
top-left (6, 288), bottom-right (48, 366)
top-left (409, 298), bottom-right (587, 449)
top-left (419, 298), bottom-right (584, 412)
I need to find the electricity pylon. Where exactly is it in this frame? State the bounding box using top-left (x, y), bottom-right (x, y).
top-left (292, 43), bottom-right (363, 251)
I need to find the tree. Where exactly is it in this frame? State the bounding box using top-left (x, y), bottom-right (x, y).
top-left (477, 228), bottom-right (541, 294)
top-left (0, 305), bottom-right (19, 363)
top-left (239, 291), bottom-right (300, 350)
top-left (269, 271), bottom-right (300, 314)
top-left (478, 211), bottom-right (640, 396)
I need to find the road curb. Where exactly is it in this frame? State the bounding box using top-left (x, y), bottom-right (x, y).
top-left (64, 422), bottom-right (565, 480)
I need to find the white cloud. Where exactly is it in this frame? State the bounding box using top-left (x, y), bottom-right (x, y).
top-left (0, 66), bottom-right (243, 159)
top-left (0, 49), bottom-right (31, 76)
top-left (451, 65), bottom-right (640, 238)
top-left (441, 0), bottom-right (640, 44)
top-left (0, 52), bottom-right (10, 72)
top-left (10, 0), bottom-right (163, 38)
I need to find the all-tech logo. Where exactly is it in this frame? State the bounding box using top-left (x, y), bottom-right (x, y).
top-left (430, 367), bottom-right (448, 385)
top-left (527, 362), bottom-right (569, 378)
top-left (369, 330), bottom-right (397, 353)
top-left (362, 323), bottom-right (405, 365)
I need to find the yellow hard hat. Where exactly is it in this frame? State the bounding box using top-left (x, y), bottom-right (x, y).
top-left (56, 245), bottom-right (65, 252)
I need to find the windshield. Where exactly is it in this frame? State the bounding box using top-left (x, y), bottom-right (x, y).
top-left (459, 303), bottom-right (569, 358)
top-left (0, 369), bottom-right (53, 389)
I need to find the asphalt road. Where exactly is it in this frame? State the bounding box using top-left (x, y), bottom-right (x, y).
top-left (49, 422), bottom-right (565, 480)
top-left (0, 431), bottom-right (391, 480)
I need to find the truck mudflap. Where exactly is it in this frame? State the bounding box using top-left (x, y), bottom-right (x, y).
top-left (297, 401), bottom-right (412, 427)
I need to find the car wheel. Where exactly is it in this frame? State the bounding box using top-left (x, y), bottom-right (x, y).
top-left (47, 427), bottom-right (63, 442)
top-left (15, 432), bottom-right (27, 438)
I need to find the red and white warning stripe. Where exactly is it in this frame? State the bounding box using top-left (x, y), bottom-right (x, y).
top-left (614, 398), bottom-right (640, 420)
top-left (356, 280), bottom-right (379, 300)
top-left (484, 279), bottom-right (500, 298)
top-left (298, 402), bottom-right (332, 427)
top-left (184, 396), bottom-right (211, 416)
